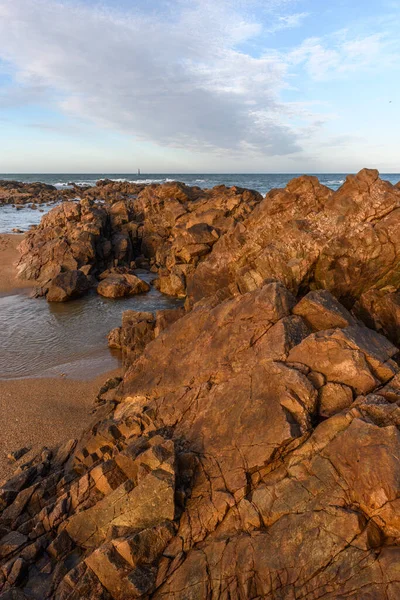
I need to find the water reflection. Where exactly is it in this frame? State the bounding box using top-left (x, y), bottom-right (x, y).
top-left (0, 274), bottom-right (182, 380)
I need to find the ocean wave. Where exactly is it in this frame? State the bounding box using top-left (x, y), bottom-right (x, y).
top-left (53, 182), bottom-right (72, 189)
top-left (107, 177), bottom-right (179, 185)
top-left (53, 181), bottom-right (97, 189)
top-left (54, 177), bottom-right (180, 188)
top-left (324, 179), bottom-right (345, 185)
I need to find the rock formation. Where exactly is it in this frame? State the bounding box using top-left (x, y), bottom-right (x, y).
top-left (0, 181), bottom-right (76, 206)
top-left (3, 284), bottom-right (400, 598)
top-left (4, 170), bottom-right (400, 598)
top-left (135, 182), bottom-right (262, 296)
top-left (16, 198), bottom-right (145, 301)
top-left (187, 169), bottom-right (400, 310)
top-left (16, 181), bottom-right (262, 301)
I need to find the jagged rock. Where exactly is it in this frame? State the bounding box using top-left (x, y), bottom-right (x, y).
top-left (355, 288), bottom-right (400, 346)
top-left (292, 289), bottom-right (357, 330)
top-left (17, 201), bottom-right (109, 289)
top-left (0, 180), bottom-right (67, 206)
top-left (137, 182), bottom-right (261, 296)
top-left (97, 274), bottom-right (150, 298)
top-left (6, 173), bottom-right (400, 598)
top-left (188, 169), bottom-right (400, 307)
top-left (16, 181), bottom-right (262, 301)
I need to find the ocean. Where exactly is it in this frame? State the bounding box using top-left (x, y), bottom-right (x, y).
top-left (1, 172), bottom-right (400, 195)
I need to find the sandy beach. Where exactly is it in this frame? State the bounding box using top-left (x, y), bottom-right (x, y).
top-left (0, 232), bottom-right (122, 482)
top-left (0, 371), bottom-right (121, 483)
top-left (0, 233), bottom-right (34, 295)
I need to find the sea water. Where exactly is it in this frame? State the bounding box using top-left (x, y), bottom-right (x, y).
top-left (0, 273), bottom-right (181, 380)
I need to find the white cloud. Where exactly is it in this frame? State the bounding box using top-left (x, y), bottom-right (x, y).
top-left (288, 31), bottom-right (397, 80)
top-left (0, 0), bottom-right (397, 169)
top-left (0, 0), bottom-right (304, 156)
top-left (267, 12), bottom-right (309, 33)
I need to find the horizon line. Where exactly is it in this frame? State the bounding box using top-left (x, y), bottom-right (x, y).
top-left (1, 171), bottom-right (400, 176)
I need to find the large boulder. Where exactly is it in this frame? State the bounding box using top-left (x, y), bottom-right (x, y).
top-left (46, 269), bottom-right (90, 302)
top-left (17, 200), bottom-right (109, 288)
top-left (97, 274), bottom-right (150, 298)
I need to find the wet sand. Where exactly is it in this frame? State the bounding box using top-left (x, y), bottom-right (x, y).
top-left (0, 370), bottom-right (121, 483)
top-left (0, 233), bottom-right (34, 295)
top-left (0, 233), bottom-right (123, 482)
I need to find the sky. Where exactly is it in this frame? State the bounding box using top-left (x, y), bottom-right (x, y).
top-left (0, 0), bottom-right (399, 173)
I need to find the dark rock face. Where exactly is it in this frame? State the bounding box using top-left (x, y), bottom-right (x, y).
top-left (354, 288), bottom-right (400, 346)
top-left (5, 170), bottom-right (400, 598)
top-left (46, 270), bottom-right (90, 302)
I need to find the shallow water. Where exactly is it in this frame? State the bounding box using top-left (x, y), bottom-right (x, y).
top-left (0, 273), bottom-right (182, 380)
top-left (0, 203), bottom-right (60, 234)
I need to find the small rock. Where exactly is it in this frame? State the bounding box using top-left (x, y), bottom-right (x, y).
top-left (7, 447), bottom-right (30, 462)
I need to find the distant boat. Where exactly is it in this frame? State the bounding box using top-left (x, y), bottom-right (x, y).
top-left (137, 168), bottom-right (141, 175)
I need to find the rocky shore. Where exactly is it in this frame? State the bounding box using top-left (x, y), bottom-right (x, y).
top-left (3, 169), bottom-right (400, 598)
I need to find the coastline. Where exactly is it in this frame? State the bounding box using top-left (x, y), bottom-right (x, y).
top-left (0, 231), bottom-right (123, 483)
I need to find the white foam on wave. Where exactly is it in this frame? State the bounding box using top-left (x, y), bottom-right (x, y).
top-left (53, 177), bottom-right (182, 188)
top-left (53, 181), bottom-right (97, 189)
top-left (111, 177), bottom-right (177, 185)
top-left (53, 182), bottom-right (71, 189)
top-left (325, 179), bottom-right (345, 185)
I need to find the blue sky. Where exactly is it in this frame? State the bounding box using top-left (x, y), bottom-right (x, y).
top-left (0, 0), bottom-right (399, 173)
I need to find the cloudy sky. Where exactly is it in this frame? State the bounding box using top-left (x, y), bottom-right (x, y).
top-left (0, 0), bottom-right (399, 173)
